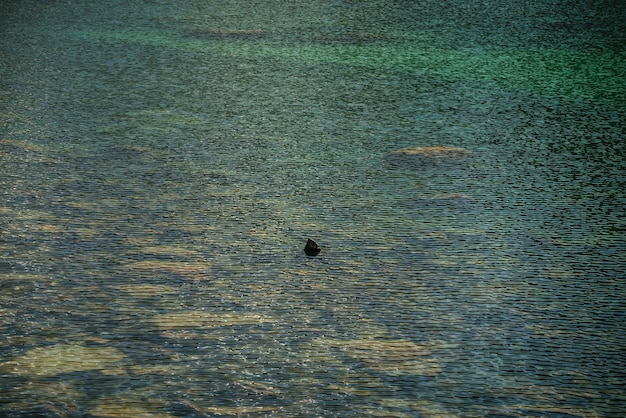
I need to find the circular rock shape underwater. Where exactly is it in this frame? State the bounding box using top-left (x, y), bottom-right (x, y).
top-left (385, 146), bottom-right (472, 167)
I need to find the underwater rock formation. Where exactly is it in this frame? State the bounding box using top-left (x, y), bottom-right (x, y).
top-left (413, 193), bottom-right (474, 207)
top-left (187, 28), bottom-right (269, 41)
top-left (385, 146), bottom-right (472, 167)
top-left (314, 337), bottom-right (442, 376)
top-left (314, 31), bottom-right (401, 45)
top-left (304, 238), bottom-right (321, 256)
top-left (0, 344), bottom-right (125, 377)
top-left (10, 402), bottom-right (68, 418)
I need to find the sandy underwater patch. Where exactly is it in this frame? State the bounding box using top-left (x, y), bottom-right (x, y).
top-left (314, 337), bottom-right (442, 376)
top-left (0, 344), bottom-right (125, 377)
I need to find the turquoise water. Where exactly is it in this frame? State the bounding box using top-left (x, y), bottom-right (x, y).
top-left (1, 0), bottom-right (625, 416)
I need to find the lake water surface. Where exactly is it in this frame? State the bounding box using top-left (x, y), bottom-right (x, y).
top-left (1, 0), bottom-right (625, 416)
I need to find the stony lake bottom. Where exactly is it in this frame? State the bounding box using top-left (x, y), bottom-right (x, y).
top-left (1, 0), bottom-right (625, 417)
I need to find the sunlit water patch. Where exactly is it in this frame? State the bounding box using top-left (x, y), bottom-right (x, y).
top-left (1, 0), bottom-right (625, 416)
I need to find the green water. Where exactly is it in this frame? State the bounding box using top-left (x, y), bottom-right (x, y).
top-left (1, 0), bottom-right (625, 416)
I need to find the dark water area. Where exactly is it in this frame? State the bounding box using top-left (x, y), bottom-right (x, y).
top-left (1, 0), bottom-right (625, 416)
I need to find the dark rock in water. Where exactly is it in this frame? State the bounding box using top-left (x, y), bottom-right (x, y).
top-left (304, 238), bottom-right (321, 256)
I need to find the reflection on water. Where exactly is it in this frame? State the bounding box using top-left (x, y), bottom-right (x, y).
top-left (1, 0), bottom-right (625, 416)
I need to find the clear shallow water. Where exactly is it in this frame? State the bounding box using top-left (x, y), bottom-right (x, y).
top-left (1, 0), bottom-right (625, 416)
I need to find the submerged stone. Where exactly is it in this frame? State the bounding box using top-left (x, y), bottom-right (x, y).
top-left (314, 31), bottom-right (402, 45)
top-left (89, 397), bottom-right (170, 418)
top-left (408, 193), bottom-right (475, 208)
top-left (304, 238), bottom-right (321, 256)
top-left (385, 146), bottom-right (472, 168)
top-left (9, 402), bottom-right (67, 418)
top-left (187, 28), bottom-right (269, 41)
top-left (152, 310), bottom-right (273, 330)
top-left (0, 344), bottom-right (125, 377)
top-left (317, 337), bottom-right (441, 376)
top-left (125, 260), bottom-right (209, 277)
top-left (114, 283), bottom-right (179, 296)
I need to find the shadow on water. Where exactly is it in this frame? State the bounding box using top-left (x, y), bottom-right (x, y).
top-left (1, 0), bottom-right (625, 416)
